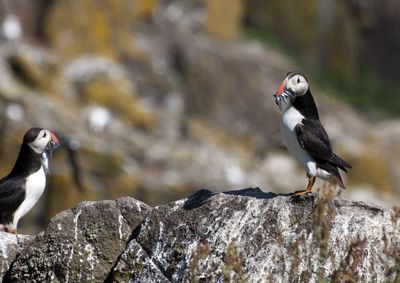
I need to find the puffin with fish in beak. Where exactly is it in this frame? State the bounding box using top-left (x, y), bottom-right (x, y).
top-left (274, 72), bottom-right (351, 195)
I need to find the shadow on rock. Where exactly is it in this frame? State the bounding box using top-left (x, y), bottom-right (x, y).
top-left (183, 187), bottom-right (310, 210)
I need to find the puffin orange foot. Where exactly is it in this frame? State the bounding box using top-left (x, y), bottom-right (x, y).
top-left (291, 176), bottom-right (316, 196)
top-left (292, 189), bottom-right (311, 196)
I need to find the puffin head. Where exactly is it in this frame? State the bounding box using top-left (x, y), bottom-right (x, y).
top-left (23, 127), bottom-right (60, 154)
top-left (274, 71), bottom-right (309, 110)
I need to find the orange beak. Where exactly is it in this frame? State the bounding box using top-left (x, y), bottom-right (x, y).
top-left (50, 131), bottom-right (60, 150)
top-left (50, 131), bottom-right (59, 144)
top-left (274, 77), bottom-right (293, 110)
top-left (275, 78), bottom-right (286, 97)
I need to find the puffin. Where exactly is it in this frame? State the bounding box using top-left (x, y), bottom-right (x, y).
top-left (274, 71), bottom-right (351, 195)
top-left (0, 128), bottom-right (59, 234)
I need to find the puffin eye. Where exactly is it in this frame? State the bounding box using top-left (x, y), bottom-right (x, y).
top-left (297, 77), bottom-right (301, 84)
top-left (42, 132), bottom-right (47, 138)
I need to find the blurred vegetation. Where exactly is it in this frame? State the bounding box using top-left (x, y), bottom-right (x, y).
top-left (246, 27), bottom-right (400, 118)
top-left (313, 72), bottom-right (400, 118)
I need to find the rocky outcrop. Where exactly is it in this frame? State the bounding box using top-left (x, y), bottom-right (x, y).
top-left (0, 233), bottom-right (32, 280)
top-left (5, 197), bottom-right (149, 282)
top-left (2, 189), bottom-right (399, 282)
top-left (108, 188), bottom-right (400, 282)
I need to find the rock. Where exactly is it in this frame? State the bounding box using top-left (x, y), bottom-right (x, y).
top-left (1, 190), bottom-right (399, 281)
top-left (106, 241), bottom-right (169, 282)
top-left (0, 233), bottom-right (33, 280)
top-left (6, 197), bottom-right (150, 282)
top-left (109, 188), bottom-right (400, 282)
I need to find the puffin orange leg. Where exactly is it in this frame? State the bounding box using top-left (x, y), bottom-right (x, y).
top-left (292, 176), bottom-right (316, 196)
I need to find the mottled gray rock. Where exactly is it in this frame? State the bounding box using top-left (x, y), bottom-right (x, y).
top-left (107, 241), bottom-right (169, 283)
top-left (0, 233), bottom-right (33, 280)
top-left (1, 189), bottom-right (399, 282)
top-left (109, 188), bottom-right (400, 282)
top-left (6, 197), bottom-right (149, 283)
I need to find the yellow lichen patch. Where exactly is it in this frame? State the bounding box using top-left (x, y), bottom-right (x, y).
top-left (348, 153), bottom-right (394, 194)
top-left (132, 0), bottom-right (158, 22)
top-left (45, 0), bottom-right (158, 59)
top-left (7, 54), bottom-right (58, 92)
top-left (205, 0), bottom-right (243, 40)
top-left (81, 78), bottom-right (154, 130)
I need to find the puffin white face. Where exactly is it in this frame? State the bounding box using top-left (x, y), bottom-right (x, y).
top-left (23, 128), bottom-right (59, 154)
top-left (28, 129), bottom-right (52, 154)
top-left (274, 72), bottom-right (309, 110)
top-left (285, 74), bottom-right (309, 96)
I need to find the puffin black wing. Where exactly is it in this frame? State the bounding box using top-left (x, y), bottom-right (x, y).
top-left (0, 177), bottom-right (26, 224)
top-left (295, 119), bottom-right (351, 172)
top-left (295, 119), bottom-right (332, 160)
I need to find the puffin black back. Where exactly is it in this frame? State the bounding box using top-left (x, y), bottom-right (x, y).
top-left (8, 143), bottom-right (42, 179)
top-left (292, 89), bottom-right (320, 120)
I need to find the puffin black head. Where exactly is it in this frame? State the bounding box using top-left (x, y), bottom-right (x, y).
top-left (23, 127), bottom-right (60, 154)
top-left (274, 71), bottom-right (309, 110)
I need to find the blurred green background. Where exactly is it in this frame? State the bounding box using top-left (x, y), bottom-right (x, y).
top-left (0, 0), bottom-right (398, 234)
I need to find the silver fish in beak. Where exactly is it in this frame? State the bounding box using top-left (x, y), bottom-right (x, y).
top-left (274, 90), bottom-right (295, 110)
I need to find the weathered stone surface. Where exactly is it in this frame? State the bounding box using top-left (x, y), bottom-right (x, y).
top-left (0, 233), bottom-right (33, 280)
top-left (107, 241), bottom-right (169, 282)
top-left (0, 191), bottom-right (399, 282)
top-left (6, 197), bottom-right (149, 282)
top-left (109, 188), bottom-right (400, 282)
